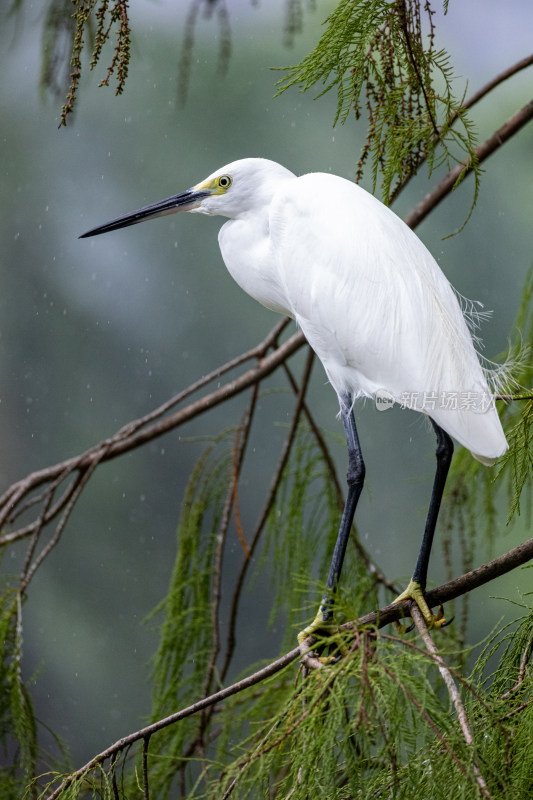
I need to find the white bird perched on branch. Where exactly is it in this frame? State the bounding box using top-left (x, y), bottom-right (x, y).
top-left (80, 157), bottom-right (508, 645)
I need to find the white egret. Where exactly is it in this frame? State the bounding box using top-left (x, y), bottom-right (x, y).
top-left (80, 158), bottom-right (508, 644)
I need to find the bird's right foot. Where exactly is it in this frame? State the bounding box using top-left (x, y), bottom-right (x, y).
top-left (392, 579), bottom-right (450, 631)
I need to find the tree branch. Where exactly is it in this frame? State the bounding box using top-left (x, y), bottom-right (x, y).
top-left (44, 648), bottom-right (299, 800)
top-left (349, 536), bottom-right (533, 632)
top-left (459, 53), bottom-right (533, 116)
top-left (0, 327), bottom-right (305, 541)
top-left (389, 52), bottom-right (533, 203)
top-left (44, 536), bottom-right (533, 800)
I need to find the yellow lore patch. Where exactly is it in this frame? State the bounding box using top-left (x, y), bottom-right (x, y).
top-left (194, 174), bottom-right (232, 195)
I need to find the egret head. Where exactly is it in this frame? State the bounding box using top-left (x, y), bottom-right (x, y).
top-left (79, 158), bottom-right (294, 238)
top-left (189, 158), bottom-right (294, 218)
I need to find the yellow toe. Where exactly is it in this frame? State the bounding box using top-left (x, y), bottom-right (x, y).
top-left (297, 607), bottom-right (348, 660)
top-left (393, 579), bottom-right (448, 630)
top-left (297, 608), bottom-right (330, 647)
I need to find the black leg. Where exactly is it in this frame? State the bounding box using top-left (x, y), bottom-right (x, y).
top-left (412, 419), bottom-right (454, 592)
top-left (320, 393), bottom-right (366, 622)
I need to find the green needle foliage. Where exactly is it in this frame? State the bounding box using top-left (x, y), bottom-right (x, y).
top-left (261, 425), bottom-right (357, 648)
top-left (442, 264), bottom-right (533, 584)
top-left (260, 424), bottom-right (382, 654)
top-left (208, 618), bottom-right (532, 800)
top-left (39, 423), bottom-right (524, 800)
top-left (144, 441), bottom-right (232, 797)
top-left (277, 0), bottom-right (480, 209)
top-left (2, 2), bottom-right (532, 799)
top-left (0, 589), bottom-right (38, 798)
top-left (496, 266), bottom-right (533, 524)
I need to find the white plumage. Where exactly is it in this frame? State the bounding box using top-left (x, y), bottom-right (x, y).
top-left (81, 156), bottom-right (509, 635)
top-left (206, 158), bottom-right (507, 465)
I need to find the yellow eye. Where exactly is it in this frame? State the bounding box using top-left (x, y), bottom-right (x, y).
top-left (217, 174), bottom-right (232, 190)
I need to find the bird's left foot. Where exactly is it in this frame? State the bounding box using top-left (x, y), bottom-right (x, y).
top-left (392, 579), bottom-right (451, 631)
top-left (297, 607), bottom-right (348, 663)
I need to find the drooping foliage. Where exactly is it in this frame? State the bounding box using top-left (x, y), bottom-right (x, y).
top-left (1, 2), bottom-right (532, 799)
top-left (277, 0), bottom-right (481, 209)
top-left (441, 264), bottom-right (533, 578)
top-left (25, 427), bottom-right (533, 800)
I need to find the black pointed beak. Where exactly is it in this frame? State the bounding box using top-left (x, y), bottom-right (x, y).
top-left (79, 188), bottom-right (211, 239)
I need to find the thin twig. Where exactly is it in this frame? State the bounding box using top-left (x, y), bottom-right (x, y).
top-left (213, 386), bottom-right (259, 664)
top-left (500, 630), bottom-right (533, 700)
top-left (282, 359), bottom-right (344, 509)
top-left (397, 0), bottom-right (439, 136)
top-left (410, 605), bottom-right (492, 799)
top-left (220, 349), bottom-right (316, 683)
top-left (500, 700), bottom-right (531, 720)
top-left (19, 453), bottom-right (106, 593)
top-left (459, 53), bottom-right (533, 117)
top-left (44, 536), bottom-right (532, 800)
top-left (219, 670), bottom-right (338, 800)
top-left (1, 471), bottom-right (85, 543)
top-left (0, 328), bottom-right (305, 540)
top-left (20, 486), bottom-right (56, 586)
top-left (44, 649), bottom-right (299, 800)
top-left (192, 384), bottom-right (260, 759)
top-left (142, 735), bottom-right (150, 800)
top-left (382, 631), bottom-right (493, 713)
top-left (230, 406), bottom-right (254, 560)
top-left (110, 752), bottom-right (120, 800)
top-left (381, 660), bottom-right (473, 780)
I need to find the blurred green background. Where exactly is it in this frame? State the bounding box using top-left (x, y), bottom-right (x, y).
top-left (0, 0), bottom-right (532, 767)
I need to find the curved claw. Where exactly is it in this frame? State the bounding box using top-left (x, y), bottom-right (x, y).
top-left (429, 604), bottom-right (454, 630)
top-left (440, 614), bottom-right (455, 629)
top-left (393, 619), bottom-right (415, 635)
